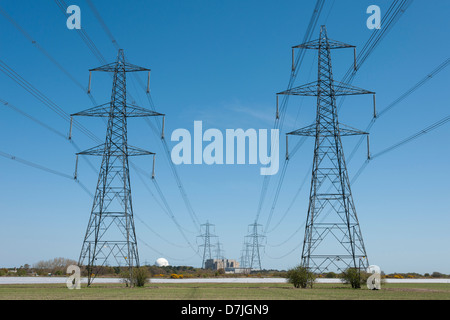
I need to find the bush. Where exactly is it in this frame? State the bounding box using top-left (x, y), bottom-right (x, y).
top-left (16, 268), bottom-right (28, 276)
top-left (286, 265), bottom-right (316, 289)
top-left (120, 267), bottom-right (149, 287)
top-left (120, 271), bottom-right (131, 287)
top-left (341, 267), bottom-right (368, 289)
top-left (133, 267), bottom-right (149, 287)
top-left (431, 272), bottom-right (444, 278)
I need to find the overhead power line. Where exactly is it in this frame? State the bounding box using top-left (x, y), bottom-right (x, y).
top-left (0, 97), bottom-right (98, 174)
top-left (0, 59), bottom-right (101, 144)
top-left (347, 57), bottom-right (450, 165)
top-left (263, 0), bottom-right (413, 236)
top-left (83, 0), bottom-right (203, 231)
top-left (0, 98), bottom-right (66, 139)
top-left (0, 150), bottom-right (72, 180)
top-left (44, 0), bottom-right (204, 252)
top-left (338, 0), bottom-right (413, 112)
top-left (377, 58), bottom-right (450, 118)
top-left (0, 149), bottom-right (93, 198)
top-left (350, 114), bottom-right (450, 184)
top-left (0, 5), bottom-right (94, 101)
top-left (342, 0), bottom-right (413, 84)
top-left (85, 0), bottom-right (120, 51)
top-left (2, 4), bottom-right (200, 257)
top-left (262, 2), bottom-right (414, 259)
top-left (0, 97), bottom-right (192, 252)
top-left (54, 0), bottom-right (107, 64)
top-left (371, 115), bottom-right (450, 160)
top-left (253, 0), bottom-right (325, 226)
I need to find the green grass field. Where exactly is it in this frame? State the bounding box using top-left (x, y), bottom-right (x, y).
top-left (0, 282), bottom-right (449, 300)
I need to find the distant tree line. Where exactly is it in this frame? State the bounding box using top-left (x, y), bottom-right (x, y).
top-left (0, 258), bottom-right (449, 281)
top-left (33, 257), bottom-right (77, 275)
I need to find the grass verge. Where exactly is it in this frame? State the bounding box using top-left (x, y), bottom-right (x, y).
top-left (0, 282), bottom-right (449, 300)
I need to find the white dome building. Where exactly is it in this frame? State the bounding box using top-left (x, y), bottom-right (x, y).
top-left (155, 258), bottom-right (169, 267)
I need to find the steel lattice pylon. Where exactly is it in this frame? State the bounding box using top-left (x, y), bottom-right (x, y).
top-left (241, 222), bottom-right (265, 271)
top-left (198, 221), bottom-right (217, 269)
top-left (72, 49), bottom-right (163, 286)
top-left (281, 26), bottom-right (374, 274)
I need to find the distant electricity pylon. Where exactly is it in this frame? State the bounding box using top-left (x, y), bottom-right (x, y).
top-left (242, 222), bottom-right (265, 271)
top-left (239, 240), bottom-right (250, 269)
top-left (198, 221), bottom-right (217, 268)
top-left (282, 26), bottom-right (376, 273)
top-left (72, 49), bottom-right (164, 286)
top-left (214, 240), bottom-right (225, 260)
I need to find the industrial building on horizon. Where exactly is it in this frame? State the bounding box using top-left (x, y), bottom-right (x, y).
top-left (204, 259), bottom-right (251, 274)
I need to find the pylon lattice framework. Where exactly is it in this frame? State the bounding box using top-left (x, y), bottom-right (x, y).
top-left (281, 26), bottom-right (374, 274)
top-left (73, 49), bottom-right (164, 286)
top-left (241, 222), bottom-right (265, 270)
top-left (198, 221), bottom-right (217, 269)
top-left (214, 240), bottom-right (225, 260)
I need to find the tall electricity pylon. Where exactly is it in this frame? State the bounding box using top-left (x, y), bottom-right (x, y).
top-left (198, 221), bottom-right (217, 268)
top-left (243, 222), bottom-right (265, 271)
top-left (281, 26), bottom-right (375, 274)
top-left (72, 49), bottom-right (164, 286)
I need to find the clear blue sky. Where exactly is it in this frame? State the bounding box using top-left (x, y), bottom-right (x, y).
top-left (0, 0), bottom-right (449, 274)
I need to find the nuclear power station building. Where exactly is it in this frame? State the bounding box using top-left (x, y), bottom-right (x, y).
top-left (204, 259), bottom-right (240, 272)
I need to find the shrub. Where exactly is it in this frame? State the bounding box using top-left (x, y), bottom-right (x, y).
top-left (431, 272), bottom-right (444, 278)
top-left (286, 265), bottom-right (316, 289)
top-left (120, 271), bottom-right (131, 287)
top-left (341, 267), bottom-right (368, 289)
top-left (16, 269), bottom-right (28, 276)
top-left (120, 267), bottom-right (149, 287)
top-left (132, 267), bottom-right (149, 287)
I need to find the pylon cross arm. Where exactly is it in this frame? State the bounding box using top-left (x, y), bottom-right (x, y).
top-left (90, 62), bottom-right (150, 73)
top-left (278, 81), bottom-right (374, 97)
top-left (293, 38), bottom-right (355, 50)
top-left (77, 144), bottom-right (155, 157)
top-left (71, 103), bottom-right (164, 118)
